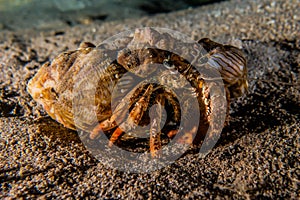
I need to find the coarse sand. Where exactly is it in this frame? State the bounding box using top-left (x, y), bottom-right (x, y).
top-left (0, 0), bottom-right (299, 199)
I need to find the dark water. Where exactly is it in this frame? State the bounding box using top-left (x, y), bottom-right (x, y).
top-left (0, 0), bottom-right (226, 31)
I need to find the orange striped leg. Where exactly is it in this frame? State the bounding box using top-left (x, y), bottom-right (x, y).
top-left (108, 84), bottom-right (153, 146)
top-left (90, 119), bottom-right (116, 139)
top-left (149, 94), bottom-right (165, 158)
top-left (108, 127), bottom-right (124, 147)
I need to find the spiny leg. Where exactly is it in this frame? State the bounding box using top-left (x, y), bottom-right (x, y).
top-left (90, 119), bottom-right (117, 139)
top-left (149, 93), bottom-right (165, 158)
top-left (171, 80), bottom-right (205, 144)
top-left (90, 83), bottom-right (148, 140)
top-left (110, 83), bottom-right (149, 125)
top-left (162, 88), bottom-right (181, 123)
top-left (199, 81), bottom-right (228, 143)
top-left (158, 86), bottom-right (197, 144)
top-left (180, 79), bottom-right (207, 145)
top-left (152, 87), bottom-right (198, 146)
top-left (109, 84), bottom-right (154, 146)
top-left (157, 88), bottom-right (181, 139)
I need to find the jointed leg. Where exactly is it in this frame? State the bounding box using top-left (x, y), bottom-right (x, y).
top-left (149, 94), bottom-right (165, 157)
top-left (168, 80), bottom-right (205, 144)
top-left (109, 84), bottom-right (154, 146)
top-left (89, 83), bottom-right (149, 140)
top-left (178, 80), bottom-right (206, 144)
top-left (90, 119), bottom-right (117, 139)
top-left (163, 91), bottom-right (181, 139)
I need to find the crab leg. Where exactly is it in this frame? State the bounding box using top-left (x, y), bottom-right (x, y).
top-left (162, 88), bottom-right (181, 123)
top-left (157, 88), bottom-right (182, 139)
top-left (149, 94), bottom-right (164, 158)
top-left (168, 80), bottom-right (206, 145)
top-left (90, 119), bottom-right (117, 139)
top-left (181, 80), bottom-right (207, 144)
top-left (108, 84), bottom-right (153, 146)
top-left (89, 83), bottom-right (148, 140)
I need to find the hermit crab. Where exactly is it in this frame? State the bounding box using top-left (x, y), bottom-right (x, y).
top-left (27, 27), bottom-right (248, 158)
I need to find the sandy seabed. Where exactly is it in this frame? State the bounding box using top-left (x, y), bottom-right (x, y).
top-left (0, 0), bottom-right (299, 199)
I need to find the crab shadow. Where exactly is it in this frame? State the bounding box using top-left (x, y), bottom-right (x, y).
top-left (33, 117), bottom-right (82, 144)
top-left (217, 84), bottom-right (299, 147)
